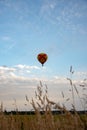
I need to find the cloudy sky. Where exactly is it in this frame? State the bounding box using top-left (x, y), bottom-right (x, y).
top-left (0, 0), bottom-right (87, 111)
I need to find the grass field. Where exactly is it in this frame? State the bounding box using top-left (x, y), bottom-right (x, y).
top-left (0, 109), bottom-right (87, 130)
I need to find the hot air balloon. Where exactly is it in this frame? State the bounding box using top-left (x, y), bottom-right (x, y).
top-left (37, 53), bottom-right (48, 66)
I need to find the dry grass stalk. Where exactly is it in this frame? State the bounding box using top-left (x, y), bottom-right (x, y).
top-left (0, 80), bottom-right (87, 130)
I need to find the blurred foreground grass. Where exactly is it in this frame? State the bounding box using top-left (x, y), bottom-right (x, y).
top-left (0, 80), bottom-right (87, 130)
top-left (0, 66), bottom-right (87, 130)
top-left (0, 110), bottom-right (87, 130)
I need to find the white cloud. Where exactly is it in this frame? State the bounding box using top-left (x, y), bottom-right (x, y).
top-left (2, 36), bottom-right (11, 41)
top-left (39, 0), bottom-right (87, 34)
top-left (0, 65), bottom-right (67, 91)
top-left (14, 64), bottom-right (40, 75)
top-left (0, 65), bottom-right (86, 86)
top-left (0, 65), bottom-right (41, 85)
top-left (0, 65), bottom-right (87, 111)
top-left (0, 66), bottom-right (16, 77)
top-left (75, 71), bottom-right (87, 76)
top-left (40, 0), bottom-right (56, 16)
top-left (0, 66), bottom-right (15, 71)
top-left (72, 71), bottom-right (87, 82)
top-left (15, 64), bottom-right (40, 70)
top-left (54, 76), bottom-right (66, 81)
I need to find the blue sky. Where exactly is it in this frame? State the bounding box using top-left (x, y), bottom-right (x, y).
top-left (0, 0), bottom-right (87, 111)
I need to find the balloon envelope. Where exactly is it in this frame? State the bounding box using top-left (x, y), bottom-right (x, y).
top-left (37, 53), bottom-right (48, 66)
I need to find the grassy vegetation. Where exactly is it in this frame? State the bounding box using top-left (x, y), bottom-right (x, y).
top-left (0, 112), bottom-right (87, 130)
top-left (0, 67), bottom-right (87, 130)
